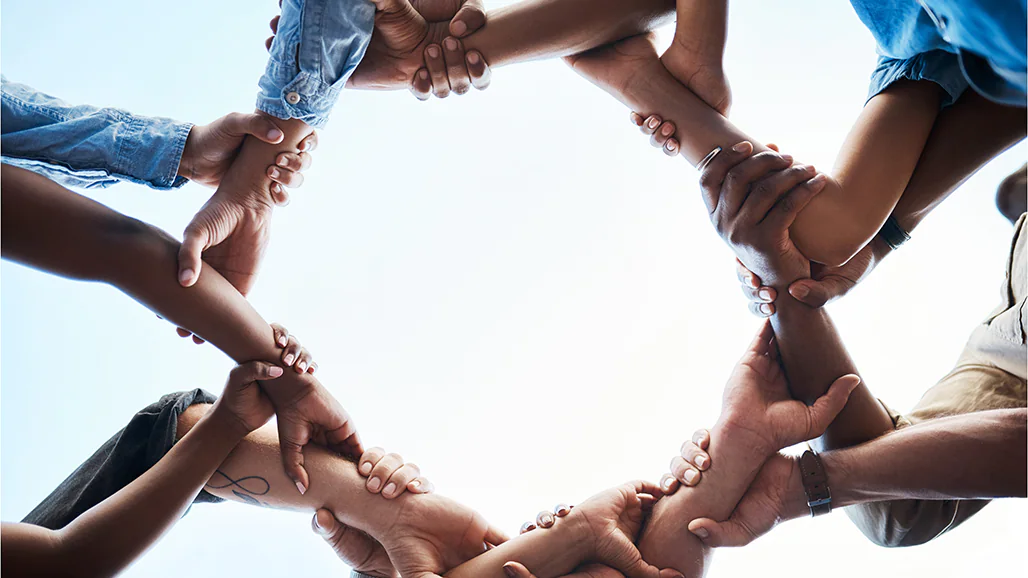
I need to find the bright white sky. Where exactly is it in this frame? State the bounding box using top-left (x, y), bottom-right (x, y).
top-left (1, 0), bottom-right (1025, 576)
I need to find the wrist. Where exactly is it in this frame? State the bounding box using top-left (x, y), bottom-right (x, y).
top-left (197, 403), bottom-right (249, 446)
top-left (714, 417), bottom-right (778, 461)
top-left (177, 126), bottom-right (198, 180)
top-left (779, 455), bottom-right (811, 522)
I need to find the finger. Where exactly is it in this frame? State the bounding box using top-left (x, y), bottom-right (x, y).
top-left (191, 335), bottom-right (206, 345)
top-left (270, 15), bottom-right (280, 34)
top-left (663, 137), bottom-right (680, 157)
top-left (718, 151), bottom-right (795, 222)
top-left (749, 301), bottom-right (775, 318)
top-left (265, 36), bottom-right (274, 52)
top-left (520, 521), bottom-right (537, 534)
top-left (267, 164), bottom-right (304, 189)
top-left (535, 510), bottom-right (556, 529)
top-left (308, 361), bottom-right (318, 374)
top-left (295, 347), bottom-right (313, 374)
top-left (554, 503), bottom-right (572, 518)
top-left (804, 374), bottom-right (862, 439)
top-left (176, 327), bottom-right (193, 339)
top-left (442, 37), bottom-right (471, 95)
top-left (766, 143), bottom-right (780, 152)
top-left (312, 509), bottom-right (383, 562)
top-left (735, 258), bottom-right (761, 288)
top-left (629, 111), bottom-right (645, 127)
top-left (485, 525), bottom-right (510, 547)
top-left (616, 556), bottom-right (677, 578)
top-left (660, 473), bottom-right (681, 495)
top-left (670, 456), bottom-right (701, 487)
top-left (273, 151), bottom-right (313, 174)
top-left (270, 323), bottom-right (290, 348)
top-left (178, 226), bottom-right (210, 287)
top-left (224, 112), bottom-right (284, 144)
top-left (650, 121), bottom-right (676, 149)
top-left (679, 440), bottom-right (710, 471)
top-left (282, 335), bottom-right (303, 370)
top-left (503, 562), bottom-right (536, 578)
top-left (411, 69), bottom-right (433, 100)
top-left (639, 114), bottom-right (661, 136)
top-left (627, 479), bottom-right (665, 499)
top-left (424, 44), bottom-right (450, 98)
top-left (764, 173), bottom-right (828, 231)
top-left (450, 0), bottom-right (486, 37)
top-left (746, 319), bottom-right (775, 357)
top-left (408, 476), bottom-right (434, 494)
top-left (358, 447), bottom-right (386, 477)
top-left (740, 282), bottom-right (776, 305)
top-left (280, 435), bottom-right (311, 495)
top-left (789, 276), bottom-right (847, 308)
top-left (383, 462), bottom-right (422, 498)
top-left (367, 452), bottom-right (405, 494)
top-left (465, 50), bottom-right (491, 91)
top-left (688, 517), bottom-right (758, 548)
top-left (269, 182), bottom-right (290, 206)
top-left (228, 360), bottom-right (284, 386)
top-left (737, 164), bottom-right (818, 225)
top-left (692, 428), bottom-right (711, 450)
top-left (698, 141), bottom-right (754, 214)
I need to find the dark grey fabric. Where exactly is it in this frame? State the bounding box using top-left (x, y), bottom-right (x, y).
top-left (22, 389), bottom-right (223, 530)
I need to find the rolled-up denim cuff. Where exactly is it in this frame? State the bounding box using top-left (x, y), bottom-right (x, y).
top-left (256, 62), bottom-right (342, 129)
top-left (118, 115), bottom-right (192, 189)
top-left (867, 50), bottom-right (969, 108)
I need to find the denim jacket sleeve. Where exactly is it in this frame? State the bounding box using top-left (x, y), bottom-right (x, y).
top-left (0, 77), bottom-right (193, 190)
top-left (257, 0), bottom-right (375, 129)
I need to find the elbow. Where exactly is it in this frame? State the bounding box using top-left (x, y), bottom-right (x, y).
top-left (793, 229), bottom-right (869, 269)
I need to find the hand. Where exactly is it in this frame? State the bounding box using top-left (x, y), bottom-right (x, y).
top-left (515, 482), bottom-right (684, 578)
top-left (658, 429), bottom-right (712, 495)
top-left (268, 322), bottom-right (318, 373)
top-left (565, 34), bottom-right (665, 101)
top-left (504, 562), bottom-right (626, 578)
top-left (735, 237), bottom-right (892, 317)
top-left (261, 372), bottom-right (363, 494)
top-left (698, 141), bottom-right (832, 286)
top-left (180, 112), bottom-right (317, 204)
top-left (688, 453), bottom-right (802, 547)
top-left (718, 321), bottom-right (860, 454)
top-left (628, 113), bottom-right (680, 157)
top-left (357, 447), bottom-right (435, 499)
top-left (659, 42), bottom-right (731, 116)
top-left (375, 492), bottom-right (508, 577)
top-left (313, 508), bottom-right (398, 578)
top-left (346, 0), bottom-right (490, 99)
top-left (211, 360), bottom-right (281, 436)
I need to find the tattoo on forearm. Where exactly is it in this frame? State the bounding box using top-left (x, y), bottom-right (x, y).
top-left (207, 470), bottom-right (271, 507)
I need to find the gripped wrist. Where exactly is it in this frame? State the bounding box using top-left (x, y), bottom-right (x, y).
top-left (779, 455), bottom-right (810, 522)
top-left (177, 125), bottom-right (199, 180)
top-left (198, 403), bottom-right (250, 445)
top-left (713, 419), bottom-right (776, 467)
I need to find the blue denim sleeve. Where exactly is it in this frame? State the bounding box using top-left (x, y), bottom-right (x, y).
top-left (0, 77), bottom-right (192, 190)
top-left (866, 50), bottom-right (969, 108)
top-left (257, 0), bottom-right (375, 129)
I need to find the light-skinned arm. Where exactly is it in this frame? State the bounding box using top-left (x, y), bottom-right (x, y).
top-left (566, 34), bottom-right (953, 267)
top-left (0, 164), bottom-right (361, 494)
top-left (0, 361), bottom-right (282, 578)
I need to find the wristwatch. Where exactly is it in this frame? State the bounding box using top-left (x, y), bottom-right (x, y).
top-left (799, 449), bottom-right (832, 517)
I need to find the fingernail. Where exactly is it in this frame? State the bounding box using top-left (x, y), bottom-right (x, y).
top-left (758, 288), bottom-right (772, 301)
top-left (555, 504), bottom-right (570, 515)
top-left (359, 462), bottom-right (373, 475)
top-left (283, 354), bottom-right (295, 365)
top-left (299, 362), bottom-right (309, 373)
top-left (693, 527), bottom-right (709, 539)
top-left (179, 268), bottom-right (194, 284)
top-left (779, 154), bottom-right (794, 164)
top-left (295, 481), bottom-right (307, 495)
top-left (383, 482), bottom-right (397, 496)
top-left (269, 168), bottom-right (280, 179)
top-left (696, 455), bottom-right (708, 469)
top-left (451, 20), bottom-right (467, 36)
top-left (732, 141), bottom-right (750, 153)
top-left (520, 522), bottom-right (536, 533)
top-left (647, 118), bottom-right (659, 129)
top-left (268, 366), bottom-right (284, 377)
top-left (761, 304), bottom-right (773, 315)
top-left (443, 37), bottom-right (457, 51)
top-left (503, 564), bottom-right (518, 578)
top-left (684, 469), bottom-right (699, 484)
top-left (268, 128), bottom-right (283, 140)
top-left (419, 70), bottom-right (429, 79)
top-left (410, 479), bottom-right (421, 489)
top-left (427, 46), bottom-right (440, 58)
top-left (662, 124), bottom-right (673, 136)
top-left (467, 51), bottom-right (480, 64)
top-left (809, 173), bottom-right (828, 187)
top-left (277, 157), bottom-right (288, 167)
top-left (278, 336), bottom-right (287, 347)
top-left (667, 142), bottom-right (678, 152)
top-left (313, 514), bottom-right (323, 530)
top-left (368, 477), bottom-right (382, 492)
top-left (791, 285), bottom-right (810, 299)
top-left (662, 477), bottom-right (674, 491)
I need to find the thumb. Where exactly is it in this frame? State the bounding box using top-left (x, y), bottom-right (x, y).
top-left (502, 562), bottom-right (536, 578)
top-left (804, 374), bottom-right (862, 439)
top-left (178, 225), bottom-right (210, 287)
top-left (450, 0), bottom-right (486, 37)
top-left (277, 419), bottom-right (312, 495)
top-left (312, 508), bottom-right (342, 539)
top-left (220, 112), bottom-right (284, 144)
top-left (788, 276), bottom-right (849, 308)
top-left (688, 517), bottom-right (757, 548)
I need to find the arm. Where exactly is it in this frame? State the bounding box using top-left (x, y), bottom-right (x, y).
top-left (566, 36), bottom-right (955, 267)
top-left (0, 164), bottom-right (361, 492)
top-left (661, 0), bottom-right (732, 115)
top-left (0, 363), bottom-right (278, 578)
top-left (689, 408), bottom-right (1027, 546)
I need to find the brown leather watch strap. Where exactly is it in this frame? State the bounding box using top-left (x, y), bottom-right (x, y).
top-left (799, 449), bottom-right (832, 517)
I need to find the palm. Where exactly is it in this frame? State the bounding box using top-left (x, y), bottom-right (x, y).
top-left (572, 484), bottom-right (651, 571)
top-left (198, 202), bottom-right (271, 298)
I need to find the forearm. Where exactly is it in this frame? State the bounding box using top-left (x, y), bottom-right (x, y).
top-left (213, 115), bottom-right (312, 206)
top-left (892, 91), bottom-right (1027, 232)
top-left (636, 426), bottom-right (767, 575)
top-left (443, 521), bottom-right (588, 578)
top-left (3, 410), bottom-right (242, 577)
top-left (464, 0), bottom-right (674, 68)
top-left (672, 0), bottom-right (728, 59)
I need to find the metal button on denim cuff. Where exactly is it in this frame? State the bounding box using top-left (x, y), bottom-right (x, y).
top-left (286, 91), bottom-right (301, 105)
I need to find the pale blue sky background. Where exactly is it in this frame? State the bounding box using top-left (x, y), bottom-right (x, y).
top-left (1, 0), bottom-right (1025, 576)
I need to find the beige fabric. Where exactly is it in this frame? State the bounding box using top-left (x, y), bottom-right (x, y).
top-left (849, 214), bottom-right (1027, 548)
